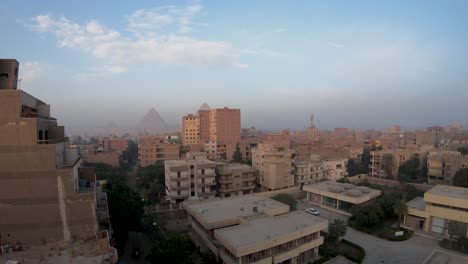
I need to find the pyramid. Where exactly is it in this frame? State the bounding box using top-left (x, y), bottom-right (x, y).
top-left (136, 107), bottom-right (168, 133)
top-left (198, 103), bottom-right (211, 111)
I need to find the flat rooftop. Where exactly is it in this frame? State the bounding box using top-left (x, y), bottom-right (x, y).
top-left (425, 185), bottom-right (468, 201)
top-left (184, 195), bottom-right (289, 229)
top-left (165, 158), bottom-right (216, 166)
top-left (218, 163), bottom-right (254, 172)
top-left (407, 197), bottom-right (426, 211)
top-left (215, 211), bottom-right (327, 252)
top-left (303, 181), bottom-right (381, 204)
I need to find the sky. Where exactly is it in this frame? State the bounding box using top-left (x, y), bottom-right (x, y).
top-left (1, 0), bottom-right (468, 132)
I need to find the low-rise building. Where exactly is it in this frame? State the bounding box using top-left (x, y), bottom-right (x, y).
top-left (164, 153), bottom-right (216, 203)
top-left (184, 195), bottom-right (327, 263)
top-left (86, 151), bottom-right (121, 167)
top-left (303, 181), bottom-right (382, 215)
top-left (138, 136), bottom-right (180, 167)
top-left (252, 143), bottom-right (295, 191)
top-left (427, 150), bottom-right (466, 185)
top-left (215, 162), bottom-right (256, 198)
top-left (295, 158), bottom-right (324, 189)
top-left (322, 158), bottom-right (348, 181)
top-left (403, 185), bottom-right (468, 237)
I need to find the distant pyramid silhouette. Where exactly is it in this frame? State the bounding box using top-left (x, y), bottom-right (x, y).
top-left (198, 103), bottom-right (211, 111)
top-left (136, 107), bottom-right (168, 133)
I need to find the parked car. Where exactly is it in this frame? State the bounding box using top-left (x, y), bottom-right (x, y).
top-left (305, 208), bottom-right (320, 216)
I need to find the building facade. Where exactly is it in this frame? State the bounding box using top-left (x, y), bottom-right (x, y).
top-left (252, 143), bottom-right (295, 191)
top-left (215, 162), bottom-right (256, 198)
top-left (295, 159), bottom-right (324, 189)
top-left (427, 150), bottom-right (466, 185)
top-left (404, 185), bottom-right (468, 237)
top-left (183, 195), bottom-right (327, 264)
top-left (0, 63), bottom-right (102, 244)
top-left (182, 114), bottom-right (200, 146)
top-left (164, 153), bottom-right (216, 203)
top-left (138, 136), bottom-right (180, 167)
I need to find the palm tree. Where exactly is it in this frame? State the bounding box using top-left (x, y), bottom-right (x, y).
top-left (393, 199), bottom-right (408, 229)
top-left (381, 153), bottom-right (396, 179)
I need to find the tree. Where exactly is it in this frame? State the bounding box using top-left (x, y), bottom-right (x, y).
top-left (328, 219), bottom-right (348, 246)
top-left (347, 158), bottom-right (367, 176)
top-left (350, 204), bottom-right (384, 228)
top-left (272, 193), bottom-right (297, 211)
top-left (105, 176), bottom-right (144, 253)
top-left (398, 157), bottom-right (420, 182)
top-left (147, 235), bottom-right (195, 264)
top-left (361, 147), bottom-right (371, 173)
top-left (381, 153), bottom-right (396, 179)
top-left (393, 199), bottom-right (408, 229)
top-left (453, 168), bottom-right (468, 188)
top-left (85, 162), bottom-right (125, 180)
top-left (457, 146), bottom-right (468, 155)
top-left (232, 142), bottom-right (244, 163)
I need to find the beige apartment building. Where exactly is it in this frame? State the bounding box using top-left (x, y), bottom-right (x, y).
top-left (252, 143), bottom-right (295, 191)
top-left (427, 150), bottom-right (467, 185)
top-left (304, 181), bottom-right (381, 215)
top-left (369, 147), bottom-right (423, 179)
top-left (138, 136), bottom-right (180, 167)
top-left (215, 162), bottom-right (256, 198)
top-left (182, 114), bottom-right (200, 146)
top-left (322, 158), bottom-right (348, 181)
top-left (184, 195), bottom-right (327, 263)
top-left (164, 153), bottom-right (216, 203)
top-left (404, 185), bottom-right (468, 237)
top-left (0, 61), bottom-right (105, 245)
top-left (295, 156), bottom-right (324, 188)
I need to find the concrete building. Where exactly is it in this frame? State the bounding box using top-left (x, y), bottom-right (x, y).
top-left (182, 114), bottom-right (200, 146)
top-left (164, 153), bottom-right (216, 203)
top-left (215, 162), bottom-right (256, 198)
top-left (369, 147), bottom-right (422, 179)
top-left (427, 150), bottom-right (467, 185)
top-left (97, 138), bottom-right (128, 152)
top-left (207, 108), bottom-right (241, 145)
top-left (404, 185), bottom-right (468, 237)
top-left (0, 61), bottom-right (105, 245)
top-left (184, 195), bottom-right (327, 263)
top-left (86, 151), bottom-right (121, 167)
top-left (295, 154), bottom-right (324, 189)
top-left (252, 143), bottom-right (295, 191)
top-left (322, 158), bottom-right (348, 181)
top-left (138, 136), bottom-right (180, 167)
top-left (304, 181), bottom-right (381, 215)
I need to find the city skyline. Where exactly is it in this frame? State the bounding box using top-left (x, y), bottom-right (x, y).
top-left (1, 0), bottom-right (467, 131)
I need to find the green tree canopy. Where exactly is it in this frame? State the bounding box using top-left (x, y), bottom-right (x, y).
top-left (457, 146), bottom-right (468, 155)
top-left (350, 204), bottom-right (384, 228)
top-left (105, 176), bottom-right (144, 253)
top-left (381, 153), bottom-right (396, 179)
top-left (398, 157), bottom-right (420, 182)
top-left (347, 158), bottom-right (367, 176)
top-left (453, 168), bottom-right (468, 188)
top-left (272, 193), bottom-right (297, 211)
top-left (328, 219), bottom-right (348, 241)
top-left (232, 142), bottom-right (244, 163)
top-left (147, 235), bottom-right (195, 264)
top-left (361, 147), bottom-right (371, 173)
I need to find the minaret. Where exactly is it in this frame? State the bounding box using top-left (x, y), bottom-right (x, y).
top-left (310, 114), bottom-right (315, 128)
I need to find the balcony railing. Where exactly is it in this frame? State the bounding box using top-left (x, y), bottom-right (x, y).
top-left (38, 137), bottom-right (69, 144)
top-left (21, 112), bottom-right (57, 121)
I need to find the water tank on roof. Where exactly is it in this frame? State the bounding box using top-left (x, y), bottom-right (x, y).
top-left (0, 59), bottom-right (19, 90)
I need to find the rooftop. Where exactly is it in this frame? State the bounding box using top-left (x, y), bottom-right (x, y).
top-left (407, 197), bottom-right (426, 211)
top-left (217, 162), bottom-right (254, 173)
top-left (215, 211), bottom-right (327, 252)
top-left (183, 195), bottom-right (288, 229)
top-left (425, 185), bottom-right (468, 201)
top-left (303, 181), bottom-right (381, 204)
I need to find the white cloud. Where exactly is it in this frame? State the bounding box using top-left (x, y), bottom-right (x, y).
top-left (75, 65), bottom-right (128, 80)
top-left (327, 41), bottom-right (345, 48)
top-left (30, 4), bottom-right (247, 72)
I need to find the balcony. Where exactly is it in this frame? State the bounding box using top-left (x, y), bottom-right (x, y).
top-left (38, 137), bottom-right (69, 144)
top-left (199, 191), bottom-right (216, 197)
top-left (21, 112), bottom-right (57, 121)
top-left (170, 185), bottom-right (190, 190)
top-left (218, 178), bottom-right (234, 184)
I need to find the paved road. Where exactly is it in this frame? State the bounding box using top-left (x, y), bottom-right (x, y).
top-left (297, 199), bottom-right (349, 224)
top-left (344, 228), bottom-right (439, 264)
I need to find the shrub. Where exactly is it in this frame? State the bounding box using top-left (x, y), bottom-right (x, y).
top-left (341, 239), bottom-right (366, 264)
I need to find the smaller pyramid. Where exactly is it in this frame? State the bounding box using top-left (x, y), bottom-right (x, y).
top-left (198, 103), bottom-right (211, 111)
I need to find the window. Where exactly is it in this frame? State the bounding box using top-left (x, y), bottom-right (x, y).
top-left (177, 191), bottom-right (181, 195)
top-left (201, 169), bottom-right (205, 175)
top-left (201, 178), bottom-right (205, 184)
top-left (0, 73), bottom-right (8, 79)
top-left (191, 191), bottom-right (195, 196)
top-left (202, 187), bottom-right (205, 193)
top-left (177, 171), bottom-right (181, 177)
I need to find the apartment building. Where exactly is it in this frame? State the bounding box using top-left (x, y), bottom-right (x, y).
top-left (138, 136), bottom-right (180, 167)
top-left (304, 181), bottom-right (381, 215)
top-left (404, 185), bottom-right (468, 237)
top-left (215, 162), bottom-right (256, 198)
top-left (182, 114), bottom-right (200, 146)
top-left (97, 138), bottom-right (128, 152)
top-left (295, 159), bottom-right (324, 188)
top-left (183, 195), bottom-right (327, 263)
top-left (427, 150), bottom-right (467, 185)
top-left (164, 153), bottom-right (216, 203)
top-left (86, 151), bottom-right (121, 167)
top-left (252, 143), bottom-right (295, 191)
top-left (263, 130), bottom-right (291, 148)
top-left (0, 59), bottom-right (106, 245)
top-left (322, 158), bottom-right (348, 181)
top-left (369, 147), bottom-right (422, 179)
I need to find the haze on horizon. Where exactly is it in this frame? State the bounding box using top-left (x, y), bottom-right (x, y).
top-left (1, 0), bottom-right (467, 132)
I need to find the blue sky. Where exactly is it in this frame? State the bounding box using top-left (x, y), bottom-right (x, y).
top-left (1, 0), bottom-right (467, 131)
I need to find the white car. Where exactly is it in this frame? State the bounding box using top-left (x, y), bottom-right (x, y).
top-left (305, 208), bottom-right (320, 216)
